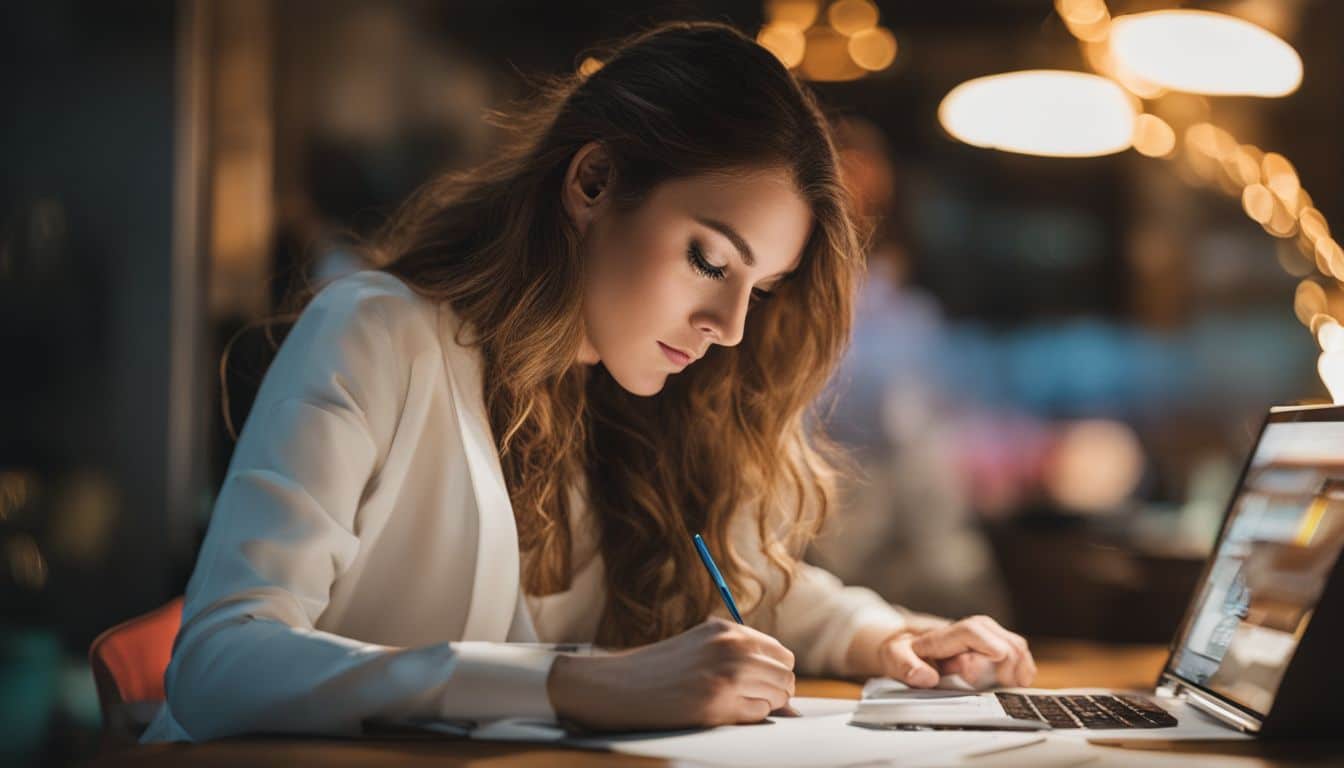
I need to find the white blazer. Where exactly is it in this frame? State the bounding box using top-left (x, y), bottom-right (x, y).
top-left (141, 270), bottom-right (907, 743)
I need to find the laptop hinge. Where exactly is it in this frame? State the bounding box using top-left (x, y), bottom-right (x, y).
top-left (1158, 674), bottom-right (1262, 733)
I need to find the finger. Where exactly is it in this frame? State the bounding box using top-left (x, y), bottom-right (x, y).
top-left (938, 651), bottom-right (989, 681)
top-left (736, 676), bottom-right (791, 711)
top-left (736, 624), bottom-right (796, 670)
top-left (882, 636), bottom-right (939, 688)
top-left (737, 697), bottom-right (773, 723)
top-left (743, 652), bottom-right (796, 697)
top-left (1006, 631), bottom-right (1036, 687)
top-left (974, 621), bottom-right (1031, 687)
top-left (911, 621), bottom-right (1013, 664)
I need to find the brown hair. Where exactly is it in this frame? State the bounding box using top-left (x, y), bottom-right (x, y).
top-left (331, 21), bottom-right (861, 647)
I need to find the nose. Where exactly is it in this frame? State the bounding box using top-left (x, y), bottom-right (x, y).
top-left (692, 284), bottom-right (751, 348)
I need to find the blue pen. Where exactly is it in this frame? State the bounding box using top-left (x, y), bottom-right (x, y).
top-left (693, 533), bottom-right (744, 623)
top-left (692, 533), bottom-right (801, 717)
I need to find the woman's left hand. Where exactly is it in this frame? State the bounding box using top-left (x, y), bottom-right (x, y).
top-left (877, 615), bottom-right (1036, 689)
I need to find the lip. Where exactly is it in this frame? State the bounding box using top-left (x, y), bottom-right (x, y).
top-left (658, 341), bottom-right (694, 368)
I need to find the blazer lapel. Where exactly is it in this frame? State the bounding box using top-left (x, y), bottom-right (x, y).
top-left (437, 304), bottom-right (521, 641)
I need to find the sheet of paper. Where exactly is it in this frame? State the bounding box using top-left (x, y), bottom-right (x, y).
top-left (566, 698), bottom-right (1047, 768)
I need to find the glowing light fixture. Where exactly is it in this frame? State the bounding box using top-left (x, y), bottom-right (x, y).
top-left (848, 27), bottom-right (897, 72)
top-left (757, 22), bottom-right (806, 69)
top-left (1109, 10), bottom-right (1302, 97)
top-left (1131, 113), bottom-right (1175, 158)
top-left (938, 70), bottom-right (1136, 158)
top-left (827, 0), bottom-right (878, 37)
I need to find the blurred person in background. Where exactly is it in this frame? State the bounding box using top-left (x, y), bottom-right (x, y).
top-left (811, 117), bottom-right (1011, 622)
top-left (143, 22), bottom-right (1034, 743)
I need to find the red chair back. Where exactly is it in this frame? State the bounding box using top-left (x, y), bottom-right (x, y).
top-left (88, 596), bottom-right (183, 743)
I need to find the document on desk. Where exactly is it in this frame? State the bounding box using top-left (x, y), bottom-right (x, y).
top-left (566, 697), bottom-right (1052, 768)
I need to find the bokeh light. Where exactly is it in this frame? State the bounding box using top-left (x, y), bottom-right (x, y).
top-left (1241, 183), bottom-right (1274, 224)
top-left (798, 24), bottom-right (865, 81)
top-left (827, 0), bottom-right (878, 36)
top-left (1109, 10), bottom-right (1303, 97)
top-left (766, 0), bottom-right (820, 29)
top-left (848, 27), bottom-right (897, 72)
top-left (1044, 420), bottom-right (1145, 514)
top-left (1131, 113), bottom-right (1175, 157)
top-left (939, 70), bottom-right (1136, 157)
top-left (757, 22), bottom-right (807, 68)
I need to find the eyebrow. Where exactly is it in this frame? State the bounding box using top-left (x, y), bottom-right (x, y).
top-left (694, 215), bottom-right (756, 267)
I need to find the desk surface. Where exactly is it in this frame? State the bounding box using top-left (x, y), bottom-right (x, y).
top-left (92, 639), bottom-right (1343, 767)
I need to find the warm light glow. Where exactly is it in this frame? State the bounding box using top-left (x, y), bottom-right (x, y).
top-left (798, 25), bottom-right (864, 82)
top-left (757, 22), bottom-right (806, 69)
top-left (1055, 0), bottom-right (1108, 26)
top-left (1080, 40), bottom-right (1165, 98)
top-left (1184, 122), bottom-right (1236, 160)
top-left (1316, 238), bottom-right (1344, 279)
top-left (827, 0), bottom-right (879, 36)
top-left (1131, 113), bottom-right (1175, 157)
top-left (1109, 10), bottom-right (1303, 97)
top-left (1295, 280), bottom-right (1328, 325)
top-left (1228, 145), bottom-right (1263, 187)
top-left (1044, 420), bottom-right (1145, 514)
top-left (1262, 152), bottom-right (1301, 208)
top-left (1242, 184), bottom-right (1274, 224)
top-left (848, 27), bottom-right (897, 71)
top-left (1057, 0), bottom-right (1112, 43)
top-left (578, 56), bottom-right (603, 77)
top-left (1300, 208), bottom-right (1329, 244)
top-left (1265, 199), bottom-right (1298, 239)
top-left (1319, 319), bottom-right (1344, 352)
top-left (1317, 318), bottom-right (1344, 404)
top-left (938, 70), bottom-right (1136, 158)
top-left (765, 0), bottom-right (820, 29)
top-left (1278, 241), bottom-right (1314, 278)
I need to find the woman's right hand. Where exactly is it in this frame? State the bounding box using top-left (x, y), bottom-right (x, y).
top-left (546, 617), bottom-right (796, 731)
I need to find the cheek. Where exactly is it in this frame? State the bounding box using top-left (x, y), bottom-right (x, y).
top-left (586, 224), bottom-right (687, 343)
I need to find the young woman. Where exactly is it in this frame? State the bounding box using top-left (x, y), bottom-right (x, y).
top-left (142, 21), bottom-right (1034, 742)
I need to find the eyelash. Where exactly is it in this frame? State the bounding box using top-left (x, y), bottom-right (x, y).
top-left (686, 240), bottom-right (774, 302)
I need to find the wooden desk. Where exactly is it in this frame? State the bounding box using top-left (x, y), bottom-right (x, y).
top-left (91, 640), bottom-right (1344, 767)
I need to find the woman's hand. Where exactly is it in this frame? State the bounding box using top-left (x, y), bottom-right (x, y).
top-left (869, 615), bottom-right (1036, 689)
top-left (546, 617), bottom-right (796, 731)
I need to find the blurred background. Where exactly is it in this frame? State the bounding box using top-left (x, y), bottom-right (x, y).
top-left (4, 0), bottom-right (1343, 763)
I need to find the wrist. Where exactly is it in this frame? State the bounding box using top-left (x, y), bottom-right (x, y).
top-left (546, 653), bottom-right (609, 728)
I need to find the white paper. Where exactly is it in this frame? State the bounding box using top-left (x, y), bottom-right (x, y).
top-left (566, 697), bottom-right (1047, 768)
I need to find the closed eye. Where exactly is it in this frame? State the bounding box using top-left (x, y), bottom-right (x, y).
top-left (686, 240), bottom-right (726, 280)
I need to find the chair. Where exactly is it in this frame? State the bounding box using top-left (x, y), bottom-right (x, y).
top-left (88, 596), bottom-right (184, 745)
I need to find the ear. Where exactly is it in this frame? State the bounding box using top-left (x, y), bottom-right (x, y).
top-left (562, 141), bottom-right (612, 237)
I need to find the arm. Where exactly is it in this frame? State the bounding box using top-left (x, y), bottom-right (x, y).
top-left (162, 276), bottom-right (555, 741)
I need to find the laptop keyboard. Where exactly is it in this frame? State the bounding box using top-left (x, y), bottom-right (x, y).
top-left (995, 693), bottom-right (1179, 729)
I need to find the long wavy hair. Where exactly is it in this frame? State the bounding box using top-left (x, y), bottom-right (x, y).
top-left (350, 21), bottom-right (861, 647)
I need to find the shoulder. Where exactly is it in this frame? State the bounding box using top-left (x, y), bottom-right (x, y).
top-left (296, 270), bottom-right (448, 357)
top-left (296, 269), bottom-right (483, 378)
top-left (307, 269), bottom-right (433, 331)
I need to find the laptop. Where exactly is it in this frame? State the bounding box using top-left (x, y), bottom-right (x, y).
top-left (855, 403), bottom-right (1344, 737)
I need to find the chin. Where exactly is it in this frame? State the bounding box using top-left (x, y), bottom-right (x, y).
top-left (606, 363), bottom-right (668, 397)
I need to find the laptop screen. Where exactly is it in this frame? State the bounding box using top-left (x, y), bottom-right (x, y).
top-left (1168, 408), bottom-right (1344, 716)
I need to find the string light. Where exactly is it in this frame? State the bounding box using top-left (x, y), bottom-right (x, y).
top-left (758, 0), bottom-right (896, 77)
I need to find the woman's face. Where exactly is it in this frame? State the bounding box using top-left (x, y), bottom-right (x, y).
top-left (564, 144), bottom-right (811, 396)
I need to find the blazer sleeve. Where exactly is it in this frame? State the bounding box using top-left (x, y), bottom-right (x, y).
top-left (160, 275), bottom-right (556, 742)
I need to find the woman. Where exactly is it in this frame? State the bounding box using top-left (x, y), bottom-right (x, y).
top-left (143, 21), bottom-right (1034, 742)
